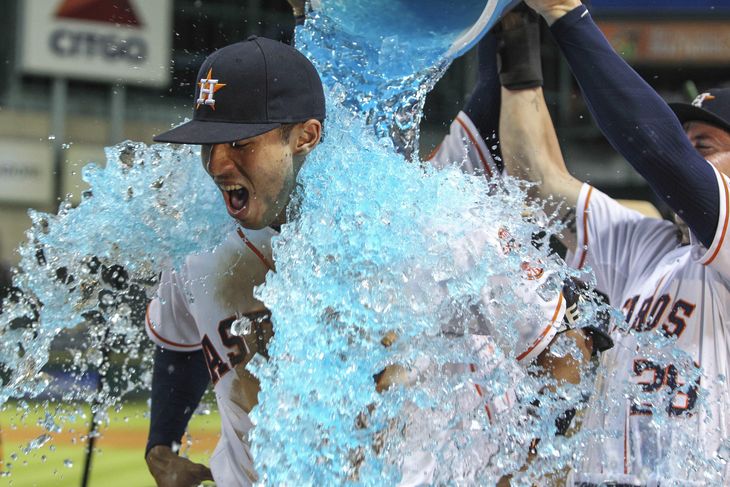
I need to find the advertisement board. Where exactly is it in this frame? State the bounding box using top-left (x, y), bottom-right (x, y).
top-left (598, 21), bottom-right (730, 64)
top-left (0, 139), bottom-right (54, 206)
top-left (20, 0), bottom-right (172, 86)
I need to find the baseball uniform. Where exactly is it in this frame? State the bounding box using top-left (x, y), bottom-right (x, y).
top-left (567, 170), bottom-right (730, 485)
top-left (396, 113), bottom-right (565, 485)
top-left (146, 227), bottom-right (276, 487)
top-left (146, 112), bottom-right (564, 486)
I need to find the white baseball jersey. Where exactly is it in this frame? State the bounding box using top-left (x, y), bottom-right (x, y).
top-left (397, 113), bottom-right (564, 485)
top-left (567, 169), bottom-right (730, 485)
top-left (146, 227), bottom-right (276, 487)
top-left (426, 110), bottom-right (501, 180)
top-left (145, 112), bottom-right (563, 486)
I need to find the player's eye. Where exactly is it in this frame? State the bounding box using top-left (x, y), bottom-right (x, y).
top-left (695, 143), bottom-right (714, 155)
top-left (231, 140), bottom-right (252, 150)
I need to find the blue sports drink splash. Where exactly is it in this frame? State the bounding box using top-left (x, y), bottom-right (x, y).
top-left (303, 0), bottom-right (517, 158)
top-left (0, 143), bottom-right (234, 405)
top-left (247, 1), bottom-right (598, 485)
top-left (0, 1), bottom-right (587, 483)
top-left (0, 0), bottom-right (719, 485)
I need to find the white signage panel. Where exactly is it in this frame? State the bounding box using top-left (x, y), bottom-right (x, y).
top-left (0, 139), bottom-right (54, 205)
top-left (20, 0), bottom-right (172, 86)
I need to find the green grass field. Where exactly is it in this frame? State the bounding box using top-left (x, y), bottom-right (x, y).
top-left (1, 400), bottom-right (220, 487)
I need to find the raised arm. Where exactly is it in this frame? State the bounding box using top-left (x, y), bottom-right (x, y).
top-left (526, 0), bottom-right (719, 248)
top-left (497, 9), bottom-right (583, 250)
top-left (463, 32), bottom-right (503, 166)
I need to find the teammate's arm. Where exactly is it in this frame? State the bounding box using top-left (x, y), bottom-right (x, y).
top-left (532, 278), bottom-right (598, 408)
top-left (463, 31), bottom-right (503, 165)
top-left (500, 87), bottom-right (583, 249)
top-left (146, 346), bottom-right (213, 487)
top-left (526, 0), bottom-right (719, 248)
top-left (497, 9), bottom-right (583, 250)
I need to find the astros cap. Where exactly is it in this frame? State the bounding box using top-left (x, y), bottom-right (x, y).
top-left (154, 36), bottom-right (326, 145)
top-left (669, 88), bottom-right (730, 134)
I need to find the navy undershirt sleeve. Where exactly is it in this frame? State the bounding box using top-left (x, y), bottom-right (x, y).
top-left (145, 346), bottom-right (210, 458)
top-left (550, 6), bottom-right (719, 248)
top-left (463, 32), bottom-right (503, 168)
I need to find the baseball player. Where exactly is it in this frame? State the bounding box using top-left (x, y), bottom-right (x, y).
top-left (142, 7), bottom-right (599, 487)
top-left (499, 1), bottom-right (730, 484)
top-left (144, 35), bottom-right (325, 487)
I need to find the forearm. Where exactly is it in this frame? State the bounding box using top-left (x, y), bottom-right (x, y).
top-left (500, 87), bottom-right (569, 189)
top-left (463, 33), bottom-right (502, 164)
top-left (500, 86), bottom-right (582, 248)
top-left (146, 346), bottom-right (210, 457)
top-left (548, 5), bottom-right (719, 246)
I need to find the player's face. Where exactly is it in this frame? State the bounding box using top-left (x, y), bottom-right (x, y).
top-left (203, 121), bottom-right (321, 229)
top-left (684, 121), bottom-right (730, 175)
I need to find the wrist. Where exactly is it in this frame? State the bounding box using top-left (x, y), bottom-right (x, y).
top-left (146, 444), bottom-right (174, 462)
top-left (539, 1), bottom-right (582, 25)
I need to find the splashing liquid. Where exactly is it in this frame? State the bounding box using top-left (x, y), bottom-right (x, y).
top-left (299, 1), bottom-right (513, 158)
top-left (0, 1), bottom-right (596, 484)
top-left (248, 5), bottom-right (597, 485)
top-left (0, 144), bottom-right (233, 445)
top-left (0, 1), bottom-right (721, 486)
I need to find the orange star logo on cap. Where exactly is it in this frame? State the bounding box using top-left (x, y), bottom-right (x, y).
top-left (196, 68), bottom-right (226, 110)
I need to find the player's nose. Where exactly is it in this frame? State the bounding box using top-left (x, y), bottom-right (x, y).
top-left (206, 143), bottom-right (234, 176)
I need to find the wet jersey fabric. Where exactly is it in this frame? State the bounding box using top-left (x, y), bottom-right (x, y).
top-left (146, 227), bottom-right (275, 486)
top-left (426, 110), bottom-right (500, 180)
top-left (145, 113), bottom-right (562, 485)
top-left (568, 173), bottom-right (730, 485)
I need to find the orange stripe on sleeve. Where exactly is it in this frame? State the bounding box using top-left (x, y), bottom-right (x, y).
top-left (468, 363), bottom-right (494, 423)
top-left (455, 115), bottom-right (493, 179)
top-left (237, 228), bottom-right (275, 272)
top-left (425, 142), bottom-right (442, 162)
top-left (145, 303), bottom-right (201, 349)
top-left (577, 186), bottom-right (594, 270)
top-left (516, 293), bottom-right (564, 362)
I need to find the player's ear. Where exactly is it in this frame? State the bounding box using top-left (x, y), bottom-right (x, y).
top-left (293, 119), bottom-right (322, 156)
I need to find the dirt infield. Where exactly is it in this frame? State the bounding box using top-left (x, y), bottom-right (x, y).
top-left (3, 423), bottom-right (220, 452)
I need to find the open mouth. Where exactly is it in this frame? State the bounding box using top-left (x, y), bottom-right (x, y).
top-left (221, 184), bottom-right (250, 214)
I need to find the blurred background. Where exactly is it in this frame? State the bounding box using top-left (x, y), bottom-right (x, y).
top-left (0, 1), bottom-right (729, 485)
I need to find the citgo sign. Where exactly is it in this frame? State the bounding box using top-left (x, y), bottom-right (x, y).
top-left (20, 0), bottom-right (171, 86)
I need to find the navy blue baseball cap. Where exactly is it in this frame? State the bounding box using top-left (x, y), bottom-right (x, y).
top-left (154, 36), bottom-right (326, 145)
top-left (670, 88), bottom-right (730, 134)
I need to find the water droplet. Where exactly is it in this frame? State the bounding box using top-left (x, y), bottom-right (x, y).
top-left (230, 316), bottom-right (252, 337)
top-left (27, 433), bottom-right (52, 451)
